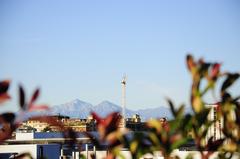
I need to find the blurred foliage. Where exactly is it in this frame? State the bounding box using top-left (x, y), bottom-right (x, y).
top-left (86, 54), bottom-right (240, 158)
top-left (0, 54), bottom-right (239, 159)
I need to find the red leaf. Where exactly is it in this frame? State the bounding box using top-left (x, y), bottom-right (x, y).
top-left (0, 80), bottom-right (10, 94)
top-left (0, 112), bottom-right (15, 123)
top-left (19, 85), bottom-right (25, 109)
top-left (0, 129), bottom-right (13, 143)
top-left (91, 112), bottom-right (102, 124)
top-left (104, 112), bottom-right (121, 129)
top-left (106, 154), bottom-right (114, 159)
top-left (211, 63), bottom-right (221, 80)
top-left (0, 93), bottom-right (11, 104)
top-left (0, 80), bottom-right (11, 104)
top-left (0, 112), bottom-right (17, 143)
top-left (30, 88), bottom-right (40, 105)
top-left (186, 54), bottom-right (196, 73)
top-left (91, 112), bottom-right (121, 139)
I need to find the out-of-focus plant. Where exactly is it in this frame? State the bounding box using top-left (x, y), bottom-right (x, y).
top-left (0, 80), bottom-right (16, 142)
top-left (218, 73), bottom-right (240, 158)
top-left (18, 85), bottom-right (49, 112)
top-left (0, 80), bottom-right (11, 104)
top-left (1, 54), bottom-right (239, 159)
top-left (185, 55), bottom-right (225, 159)
top-left (144, 101), bottom-right (192, 159)
top-left (0, 83), bottom-right (79, 159)
top-left (87, 112), bottom-right (128, 159)
top-left (85, 54), bottom-right (240, 159)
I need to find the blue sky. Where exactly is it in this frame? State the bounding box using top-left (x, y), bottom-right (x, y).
top-left (0, 0), bottom-right (240, 112)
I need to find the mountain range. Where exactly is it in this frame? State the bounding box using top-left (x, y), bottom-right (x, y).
top-left (49, 99), bottom-right (174, 121)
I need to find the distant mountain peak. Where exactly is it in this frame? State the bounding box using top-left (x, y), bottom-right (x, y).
top-left (72, 98), bottom-right (82, 103)
top-left (68, 99), bottom-right (91, 105)
top-left (98, 100), bottom-right (119, 106)
top-left (50, 99), bottom-right (171, 121)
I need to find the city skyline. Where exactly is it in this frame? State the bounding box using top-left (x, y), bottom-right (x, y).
top-left (1, 0), bottom-right (240, 112)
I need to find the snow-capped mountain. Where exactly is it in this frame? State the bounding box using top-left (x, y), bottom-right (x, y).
top-left (50, 99), bottom-right (93, 118)
top-left (92, 100), bottom-right (135, 118)
top-left (49, 99), bottom-right (174, 121)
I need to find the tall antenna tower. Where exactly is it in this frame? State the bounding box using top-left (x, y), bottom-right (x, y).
top-left (121, 75), bottom-right (127, 128)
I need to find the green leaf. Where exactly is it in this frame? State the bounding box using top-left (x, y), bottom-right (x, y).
top-left (79, 154), bottom-right (87, 159)
top-left (130, 141), bottom-right (138, 153)
top-left (221, 92), bottom-right (232, 103)
top-left (180, 114), bottom-right (193, 132)
top-left (192, 95), bottom-right (204, 113)
top-left (169, 119), bottom-right (181, 132)
top-left (146, 119), bottom-right (162, 133)
top-left (166, 98), bottom-right (176, 117)
top-left (195, 108), bottom-right (210, 126)
top-left (149, 132), bottom-right (160, 146)
top-left (171, 137), bottom-right (189, 150)
top-left (176, 104), bottom-right (185, 117)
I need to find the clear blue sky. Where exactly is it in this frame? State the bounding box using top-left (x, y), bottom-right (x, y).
top-left (1, 0), bottom-right (240, 112)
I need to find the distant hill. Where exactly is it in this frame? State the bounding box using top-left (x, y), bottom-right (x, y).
top-left (49, 99), bottom-right (176, 121)
top-left (50, 99), bottom-right (93, 118)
